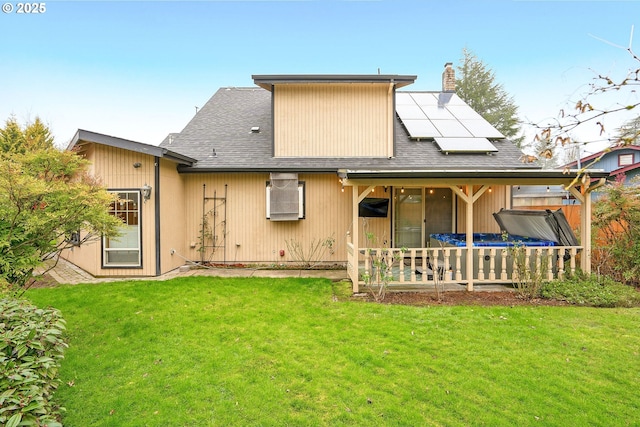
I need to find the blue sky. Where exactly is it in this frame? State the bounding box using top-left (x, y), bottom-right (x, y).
top-left (1, 0), bottom-right (638, 155)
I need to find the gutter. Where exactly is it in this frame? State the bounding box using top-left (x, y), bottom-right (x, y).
top-left (337, 168), bottom-right (610, 180)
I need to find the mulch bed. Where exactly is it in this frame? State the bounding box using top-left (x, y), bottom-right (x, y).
top-left (27, 274), bottom-right (60, 289)
top-left (359, 290), bottom-right (569, 306)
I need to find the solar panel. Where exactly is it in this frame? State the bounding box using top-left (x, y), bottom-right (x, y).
top-left (395, 104), bottom-right (427, 120)
top-left (396, 91), bottom-right (505, 143)
top-left (434, 137), bottom-right (498, 154)
top-left (401, 120), bottom-right (441, 138)
top-left (446, 105), bottom-right (484, 120)
top-left (395, 92), bottom-right (417, 105)
top-left (419, 105), bottom-right (455, 120)
top-left (462, 120), bottom-right (504, 138)
top-left (431, 120), bottom-right (473, 138)
top-left (410, 92), bottom-right (439, 106)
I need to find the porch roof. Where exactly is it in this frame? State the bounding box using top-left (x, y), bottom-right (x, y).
top-left (338, 168), bottom-right (610, 184)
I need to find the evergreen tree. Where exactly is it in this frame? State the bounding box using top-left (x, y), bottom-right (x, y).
top-left (0, 115), bottom-right (55, 154)
top-left (456, 48), bottom-right (524, 145)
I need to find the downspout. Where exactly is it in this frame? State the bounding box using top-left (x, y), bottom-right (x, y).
top-left (154, 156), bottom-right (161, 276)
top-left (271, 85), bottom-right (276, 157)
top-left (388, 83), bottom-right (394, 159)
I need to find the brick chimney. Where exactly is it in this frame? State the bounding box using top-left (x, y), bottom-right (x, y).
top-left (442, 62), bottom-right (455, 92)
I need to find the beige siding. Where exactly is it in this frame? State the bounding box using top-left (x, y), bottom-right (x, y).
top-left (456, 185), bottom-right (508, 233)
top-left (62, 145), bottom-right (157, 277)
top-left (273, 83), bottom-right (392, 157)
top-left (180, 173), bottom-right (353, 265)
top-left (357, 217), bottom-right (391, 248)
top-left (159, 159), bottom-right (186, 274)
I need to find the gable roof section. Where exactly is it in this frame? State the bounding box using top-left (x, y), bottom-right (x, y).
top-left (68, 129), bottom-right (196, 166)
top-left (160, 87), bottom-right (540, 175)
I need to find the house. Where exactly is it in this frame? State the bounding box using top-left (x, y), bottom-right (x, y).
top-left (567, 145), bottom-right (640, 187)
top-left (512, 144), bottom-right (640, 223)
top-left (63, 64), bottom-right (607, 292)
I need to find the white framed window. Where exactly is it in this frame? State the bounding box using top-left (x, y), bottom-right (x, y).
top-left (266, 175), bottom-right (305, 221)
top-left (619, 153), bottom-right (634, 166)
top-left (103, 191), bottom-right (142, 267)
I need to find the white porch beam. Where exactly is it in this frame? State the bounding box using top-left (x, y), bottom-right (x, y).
top-left (568, 186), bottom-right (585, 203)
top-left (449, 185), bottom-right (470, 203)
top-left (472, 185), bottom-right (490, 204)
top-left (358, 185), bottom-right (376, 203)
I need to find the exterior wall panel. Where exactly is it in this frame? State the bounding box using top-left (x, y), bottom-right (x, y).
top-left (273, 83), bottom-right (392, 158)
top-left (181, 173), bottom-right (352, 265)
top-left (62, 145), bottom-right (157, 277)
top-left (159, 159), bottom-right (186, 274)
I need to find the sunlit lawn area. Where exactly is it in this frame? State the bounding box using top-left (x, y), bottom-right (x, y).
top-left (27, 276), bottom-right (640, 426)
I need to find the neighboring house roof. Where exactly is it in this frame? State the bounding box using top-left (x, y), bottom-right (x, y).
top-left (69, 129), bottom-right (197, 166)
top-left (612, 162), bottom-right (640, 177)
top-left (160, 87), bottom-right (540, 175)
top-left (564, 145), bottom-right (640, 181)
top-left (565, 145), bottom-right (640, 168)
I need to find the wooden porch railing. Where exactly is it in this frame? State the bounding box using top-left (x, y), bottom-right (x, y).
top-left (349, 245), bottom-right (581, 289)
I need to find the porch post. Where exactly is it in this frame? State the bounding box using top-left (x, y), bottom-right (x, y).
top-left (580, 186), bottom-right (592, 274)
top-left (352, 185), bottom-right (360, 293)
top-left (570, 185), bottom-right (592, 274)
top-left (465, 185), bottom-right (474, 291)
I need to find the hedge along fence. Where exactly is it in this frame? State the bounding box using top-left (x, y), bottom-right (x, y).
top-left (0, 298), bottom-right (68, 427)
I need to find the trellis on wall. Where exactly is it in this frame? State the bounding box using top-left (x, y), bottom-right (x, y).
top-left (199, 184), bottom-right (227, 264)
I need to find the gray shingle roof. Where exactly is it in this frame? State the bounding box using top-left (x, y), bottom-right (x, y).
top-left (160, 87), bottom-right (537, 173)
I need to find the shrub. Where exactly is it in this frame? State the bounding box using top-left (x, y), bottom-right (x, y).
top-left (0, 297), bottom-right (67, 427)
top-left (541, 273), bottom-right (640, 307)
top-left (592, 178), bottom-right (640, 286)
top-left (502, 232), bottom-right (549, 300)
top-left (285, 235), bottom-right (335, 269)
top-left (361, 233), bottom-right (406, 302)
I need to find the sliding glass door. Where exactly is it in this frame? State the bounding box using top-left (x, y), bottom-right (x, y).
top-left (394, 188), bottom-right (453, 248)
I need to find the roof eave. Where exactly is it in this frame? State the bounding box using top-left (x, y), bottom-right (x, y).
top-left (68, 129), bottom-right (197, 166)
top-left (176, 165), bottom-right (339, 174)
top-left (252, 74), bottom-right (417, 91)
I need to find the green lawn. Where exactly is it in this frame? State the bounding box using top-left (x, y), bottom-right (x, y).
top-left (26, 277), bottom-right (640, 427)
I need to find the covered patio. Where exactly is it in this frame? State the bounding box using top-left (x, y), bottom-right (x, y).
top-left (340, 169), bottom-right (607, 292)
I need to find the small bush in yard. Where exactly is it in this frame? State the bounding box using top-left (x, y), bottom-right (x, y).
top-left (0, 297), bottom-right (67, 427)
top-left (541, 273), bottom-right (640, 307)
